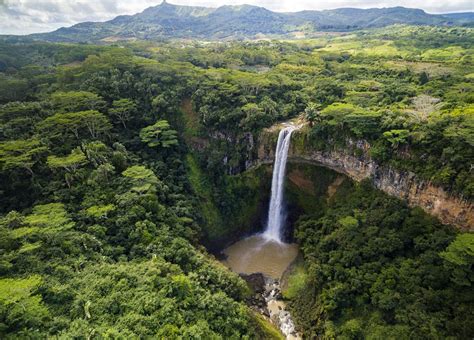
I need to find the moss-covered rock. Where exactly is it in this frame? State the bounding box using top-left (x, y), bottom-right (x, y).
top-left (186, 153), bottom-right (272, 250)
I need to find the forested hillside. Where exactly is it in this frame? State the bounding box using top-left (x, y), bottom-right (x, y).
top-left (0, 24), bottom-right (473, 338)
top-left (0, 41), bottom-right (282, 338)
top-left (26, 2), bottom-right (473, 42)
top-left (287, 180), bottom-right (472, 338)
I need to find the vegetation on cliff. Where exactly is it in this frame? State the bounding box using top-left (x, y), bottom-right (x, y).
top-left (286, 180), bottom-right (473, 338)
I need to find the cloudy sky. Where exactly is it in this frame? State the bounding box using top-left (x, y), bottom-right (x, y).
top-left (1, 0), bottom-right (472, 35)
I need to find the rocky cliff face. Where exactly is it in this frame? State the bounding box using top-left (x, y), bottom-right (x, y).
top-left (254, 128), bottom-right (473, 231)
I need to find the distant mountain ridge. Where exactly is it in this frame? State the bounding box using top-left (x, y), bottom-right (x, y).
top-left (29, 1), bottom-right (474, 42)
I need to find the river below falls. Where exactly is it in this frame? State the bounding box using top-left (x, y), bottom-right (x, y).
top-left (221, 234), bottom-right (302, 339)
top-left (221, 234), bottom-right (299, 279)
top-left (221, 124), bottom-right (302, 338)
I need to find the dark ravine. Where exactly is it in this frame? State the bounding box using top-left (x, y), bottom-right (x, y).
top-left (253, 127), bottom-right (473, 231)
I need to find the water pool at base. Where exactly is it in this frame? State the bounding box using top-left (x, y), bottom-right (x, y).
top-left (221, 234), bottom-right (299, 279)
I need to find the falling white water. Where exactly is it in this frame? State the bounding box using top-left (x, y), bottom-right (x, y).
top-left (264, 125), bottom-right (297, 243)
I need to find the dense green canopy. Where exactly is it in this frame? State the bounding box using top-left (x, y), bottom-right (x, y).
top-left (0, 24), bottom-right (472, 338)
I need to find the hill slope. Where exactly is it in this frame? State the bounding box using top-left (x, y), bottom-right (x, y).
top-left (29, 2), bottom-right (473, 42)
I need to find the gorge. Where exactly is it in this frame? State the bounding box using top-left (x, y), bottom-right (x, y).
top-left (222, 123), bottom-right (301, 339)
top-left (218, 119), bottom-right (473, 338)
top-left (254, 125), bottom-right (474, 232)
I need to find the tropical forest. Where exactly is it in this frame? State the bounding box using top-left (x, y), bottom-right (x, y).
top-left (0, 1), bottom-right (473, 339)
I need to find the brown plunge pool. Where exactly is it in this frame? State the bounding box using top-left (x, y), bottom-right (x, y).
top-left (221, 235), bottom-right (299, 279)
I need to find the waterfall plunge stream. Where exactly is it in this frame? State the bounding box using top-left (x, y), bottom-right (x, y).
top-left (223, 124), bottom-right (299, 278)
top-left (264, 125), bottom-right (297, 243)
top-left (221, 124), bottom-right (301, 339)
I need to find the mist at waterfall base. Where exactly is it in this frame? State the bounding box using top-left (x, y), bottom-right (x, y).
top-left (222, 126), bottom-right (298, 279)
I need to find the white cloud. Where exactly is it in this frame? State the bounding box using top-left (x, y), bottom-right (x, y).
top-left (0, 0), bottom-right (159, 34)
top-left (0, 0), bottom-right (472, 35)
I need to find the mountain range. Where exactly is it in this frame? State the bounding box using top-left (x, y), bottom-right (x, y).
top-left (29, 1), bottom-right (474, 42)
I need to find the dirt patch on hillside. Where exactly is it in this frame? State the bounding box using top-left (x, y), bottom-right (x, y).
top-left (181, 98), bottom-right (209, 149)
top-left (327, 175), bottom-right (346, 199)
top-left (288, 169), bottom-right (315, 195)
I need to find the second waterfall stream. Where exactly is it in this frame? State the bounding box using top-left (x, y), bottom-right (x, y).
top-left (264, 125), bottom-right (297, 243)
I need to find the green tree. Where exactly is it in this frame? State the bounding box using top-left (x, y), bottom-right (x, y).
top-left (0, 276), bottom-right (50, 333)
top-left (240, 103), bottom-right (271, 130)
top-left (50, 91), bottom-right (106, 113)
top-left (47, 148), bottom-right (88, 187)
top-left (0, 75), bottom-right (29, 103)
top-left (418, 71), bottom-right (429, 85)
top-left (24, 203), bottom-right (74, 232)
top-left (383, 129), bottom-right (410, 148)
top-left (139, 120), bottom-right (178, 149)
top-left (109, 98), bottom-right (136, 128)
top-left (0, 138), bottom-right (47, 175)
top-left (122, 165), bottom-right (159, 195)
top-left (88, 163), bottom-right (115, 184)
top-left (320, 103), bottom-right (357, 127)
top-left (85, 204), bottom-right (116, 219)
top-left (9, 203), bottom-right (75, 240)
top-left (0, 101), bottom-right (44, 139)
top-left (38, 110), bottom-right (111, 144)
top-left (304, 103), bottom-right (321, 127)
top-left (82, 141), bottom-right (109, 167)
top-left (440, 233), bottom-right (474, 286)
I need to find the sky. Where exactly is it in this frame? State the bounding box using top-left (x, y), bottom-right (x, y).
top-left (1, 0), bottom-right (473, 35)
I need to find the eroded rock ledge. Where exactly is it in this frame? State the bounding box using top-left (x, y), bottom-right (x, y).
top-left (254, 128), bottom-right (473, 231)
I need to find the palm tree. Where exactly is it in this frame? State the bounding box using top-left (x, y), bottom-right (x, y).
top-left (304, 103), bottom-right (321, 127)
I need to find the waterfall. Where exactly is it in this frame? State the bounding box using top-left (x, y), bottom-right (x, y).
top-left (264, 125), bottom-right (297, 243)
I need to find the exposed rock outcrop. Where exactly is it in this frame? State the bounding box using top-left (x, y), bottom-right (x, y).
top-left (242, 273), bottom-right (302, 340)
top-left (254, 128), bottom-right (473, 231)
